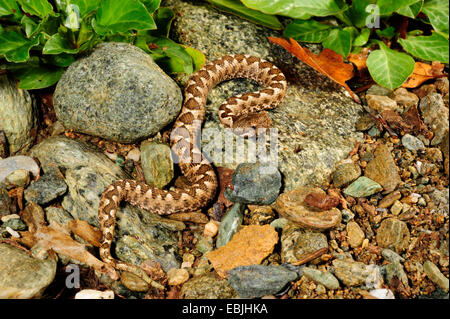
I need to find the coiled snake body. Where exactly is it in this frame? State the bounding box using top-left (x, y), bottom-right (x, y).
top-left (98, 55), bottom-right (287, 282)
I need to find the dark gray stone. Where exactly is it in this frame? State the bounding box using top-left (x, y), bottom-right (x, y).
top-left (24, 171), bottom-right (68, 205)
top-left (228, 265), bottom-right (297, 298)
top-left (53, 42), bottom-right (182, 143)
top-left (224, 162), bottom-right (281, 205)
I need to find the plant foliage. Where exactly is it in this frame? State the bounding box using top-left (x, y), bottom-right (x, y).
top-left (208, 0), bottom-right (449, 89)
top-left (0, 0), bottom-right (204, 89)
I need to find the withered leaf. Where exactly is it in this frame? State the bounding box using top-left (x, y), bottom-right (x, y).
top-left (402, 62), bottom-right (446, 89)
top-left (268, 37), bottom-right (357, 102)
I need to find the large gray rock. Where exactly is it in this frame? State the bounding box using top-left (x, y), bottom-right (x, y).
top-left (0, 75), bottom-right (36, 155)
top-left (0, 243), bottom-right (57, 299)
top-left (164, 0), bottom-right (364, 190)
top-left (53, 42), bottom-right (182, 143)
top-left (30, 136), bottom-right (185, 273)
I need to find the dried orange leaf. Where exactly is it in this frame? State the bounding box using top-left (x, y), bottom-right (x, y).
top-left (402, 61), bottom-right (446, 88)
top-left (269, 37), bottom-right (357, 102)
top-left (69, 219), bottom-right (102, 247)
top-left (207, 225), bottom-right (278, 278)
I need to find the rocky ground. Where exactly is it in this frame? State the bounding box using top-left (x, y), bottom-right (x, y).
top-left (0, 0), bottom-right (448, 299)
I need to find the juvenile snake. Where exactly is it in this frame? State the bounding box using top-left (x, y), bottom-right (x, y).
top-left (98, 54), bottom-right (287, 282)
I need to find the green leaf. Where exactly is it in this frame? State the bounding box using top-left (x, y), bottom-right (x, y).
top-left (70, 0), bottom-right (101, 18)
top-left (18, 0), bottom-right (54, 18)
top-left (353, 28), bottom-right (370, 46)
top-left (421, 0), bottom-right (449, 38)
top-left (377, 0), bottom-right (421, 15)
top-left (43, 33), bottom-right (79, 54)
top-left (241, 0), bottom-right (345, 18)
top-left (12, 65), bottom-right (64, 89)
top-left (366, 42), bottom-right (415, 89)
top-left (396, 0), bottom-right (423, 18)
top-left (148, 37), bottom-right (194, 73)
top-left (347, 0), bottom-right (376, 28)
top-left (284, 20), bottom-right (332, 43)
top-left (21, 15), bottom-right (39, 38)
top-left (140, 0), bottom-right (161, 13)
top-left (152, 7), bottom-right (175, 37)
top-left (0, 31), bottom-right (40, 62)
top-left (398, 32), bottom-right (449, 63)
top-left (183, 46), bottom-right (206, 72)
top-left (322, 28), bottom-right (352, 58)
top-left (93, 0), bottom-right (156, 35)
top-left (0, 0), bottom-right (23, 20)
top-left (44, 53), bottom-right (75, 67)
top-left (376, 26), bottom-right (396, 39)
top-left (206, 0), bottom-right (283, 30)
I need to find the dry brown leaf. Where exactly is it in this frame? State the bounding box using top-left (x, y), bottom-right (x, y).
top-left (348, 48), bottom-right (370, 72)
top-left (68, 219), bottom-right (102, 247)
top-left (16, 203), bottom-right (119, 280)
top-left (268, 37), bottom-right (357, 102)
top-left (402, 62), bottom-right (446, 88)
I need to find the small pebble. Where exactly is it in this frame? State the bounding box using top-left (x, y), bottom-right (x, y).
top-left (346, 221), bottom-right (365, 248)
top-left (344, 177), bottom-right (383, 198)
top-left (402, 134), bottom-right (425, 151)
top-left (203, 220), bottom-right (219, 237)
top-left (126, 148), bottom-right (141, 162)
top-left (1, 214), bottom-right (20, 222)
top-left (390, 200), bottom-right (403, 215)
top-left (423, 260), bottom-right (449, 292)
top-left (167, 268), bottom-right (190, 286)
top-left (75, 289), bottom-right (114, 299)
top-left (5, 226), bottom-right (20, 238)
top-left (369, 288), bottom-right (395, 299)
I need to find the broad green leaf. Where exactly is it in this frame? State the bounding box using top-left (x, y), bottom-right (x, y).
top-left (0, 30), bottom-right (40, 62)
top-left (69, 0), bottom-right (101, 18)
top-left (322, 28), bottom-right (352, 58)
top-left (347, 0), bottom-right (376, 28)
top-left (353, 28), bottom-right (370, 46)
top-left (0, 0), bottom-right (23, 20)
top-left (152, 7), bottom-right (175, 37)
top-left (12, 65), bottom-right (64, 89)
top-left (421, 0), bottom-right (449, 38)
top-left (140, 0), bottom-right (161, 13)
top-left (398, 32), bottom-right (449, 63)
top-left (44, 53), bottom-right (75, 67)
top-left (134, 35), bottom-right (151, 53)
top-left (21, 15), bottom-right (39, 38)
top-left (206, 0), bottom-right (283, 30)
top-left (366, 42), bottom-right (415, 89)
top-left (94, 0), bottom-right (156, 35)
top-left (184, 46), bottom-right (206, 72)
top-left (284, 20), bottom-right (332, 43)
top-left (43, 33), bottom-right (79, 54)
top-left (396, 0), bottom-right (423, 18)
top-left (376, 26), bottom-right (396, 39)
top-left (241, 0), bottom-right (345, 18)
top-left (18, 0), bottom-right (54, 18)
top-left (148, 37), bottom-right (194, 73)
top-left (376, 0), bottom-right (421, 15)
top-left (343, 26), bottom-right (359, 42)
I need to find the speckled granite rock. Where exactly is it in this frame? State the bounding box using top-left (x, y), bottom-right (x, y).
top-left (0, 243), bottom-right (57, 299)
top-left (376, 218), bottom-right (410, 253)
top-left (181, 272), bottom-right (238, 299)
top-left (53, 42), bottom-right (182, 143)
top-left (364, 144), bottom-right (401, 193)
top-left (419, 93), bottom-right (449, 145)
top-left (164, 0), bottom-right (364, 191)
top-left (30, 136), bottom-right (185, 273)
top-left (0, 75), bottom-right (36, 155)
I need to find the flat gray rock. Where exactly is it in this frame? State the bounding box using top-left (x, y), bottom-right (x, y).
top-left (53, 42), bottom-right (182, 143)
top-left (165, 0), bottom-right (364, 190)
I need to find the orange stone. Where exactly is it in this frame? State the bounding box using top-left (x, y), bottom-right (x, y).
top-left (206, 225), bottom-right (278, 278)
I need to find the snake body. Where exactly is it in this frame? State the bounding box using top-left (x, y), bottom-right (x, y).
top-left (98, 55), bottom-right (287, 281)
